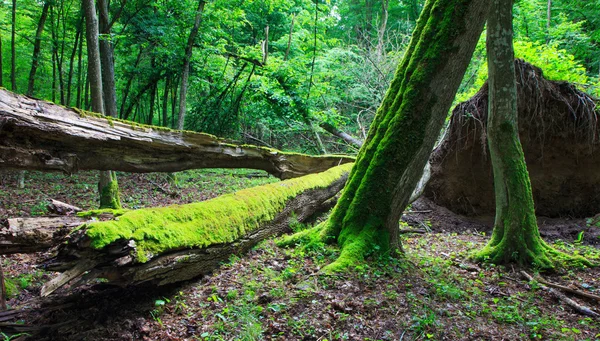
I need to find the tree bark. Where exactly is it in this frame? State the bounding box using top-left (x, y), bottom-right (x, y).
top-left (0, 88), bottom-right (353, 179)
top-left (319, 122), bottom-right (363, 148)
top-left (284, 13), bottom-right (295, 61)
top-left (83, 0), bottom-right (121, 209)
top-left (98, 0), bottom-right (123, 209)
top-left (26, 1), bottom-right (51, 97)
top-left (66, 17), bottom-right (83, 106)
top-left (177, 0), bottom-right (205, 130)
top-left (296, 0), bottom-right (490, 272)
top-left (0, 216), bottom-right (86, 254)
top-left (473, 0), bottom-right (558, 268)
top-left (37, 165), bottom-right (350, 294)
top-left (10, 0), bottom-right (16, 92)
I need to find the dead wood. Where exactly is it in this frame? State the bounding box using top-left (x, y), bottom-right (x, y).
top-left (520, 270), bottom-right (600, 318)
top-left (535, 275), bottom-right (600, 302)
top-left (39, 166), bottom-right (350, 295)
top-left (426, 59), bottom-right (600, 217)
top-left (47, 199), bottom-right (82, 216)
top-left (0, 216), bottom-right (87, 254)
top-left (0, 89), bottom-right (353, 179)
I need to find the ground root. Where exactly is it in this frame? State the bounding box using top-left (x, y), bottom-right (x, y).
top-left (276, 221), bottom-right (329, 249)
top-left (472, 239), bottom-right (594, 270)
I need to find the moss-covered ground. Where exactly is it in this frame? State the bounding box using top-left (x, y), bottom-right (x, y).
top-left (0, 170), bottom-right (599, 340)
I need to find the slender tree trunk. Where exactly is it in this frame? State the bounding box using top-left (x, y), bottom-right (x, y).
top-left (545, 0), bottom-right (551, 43)
top-left (148, 81), bottom-right (157, 125)
top-left (0, 35), bottom-right (3, 87)
top-left (177, 0), bottom-right (205, 130)
top-left (10, 0), bottom-right (17, 92)
top-left (284, 14), bottom-right (295, 61)
top-left (473, 0), bottom-right (570, 268)
top-left (83, 0), bottom-right (121, 209)
top-left (287, 0), bottom-right (490, 272)
top-left (376, 0), bottom-right (389, 61)
top-left (76, 24), bottom-right (84, 108)
top-left (119, 47), bottom-right (143, 119)
top-left (162, 76), bottom-right (170, 127)
top-left (66, 18), bottom-right (83, 106)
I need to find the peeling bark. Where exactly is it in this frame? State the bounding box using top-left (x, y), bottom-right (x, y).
top-left (0, 89), bottom-right (353, 179)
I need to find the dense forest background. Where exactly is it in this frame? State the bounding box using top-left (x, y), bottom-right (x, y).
top-left (1, 0), bottom-right (598, 154)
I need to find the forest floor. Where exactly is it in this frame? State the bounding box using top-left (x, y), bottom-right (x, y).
top-left (0, 170), bottom-right (599, 341)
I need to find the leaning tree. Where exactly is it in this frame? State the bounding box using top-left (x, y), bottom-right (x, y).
top-left (281, 0), bottom-right (491, 271)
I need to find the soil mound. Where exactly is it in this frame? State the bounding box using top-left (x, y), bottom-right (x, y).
top-left (425, 59), bottom-right (599, 217)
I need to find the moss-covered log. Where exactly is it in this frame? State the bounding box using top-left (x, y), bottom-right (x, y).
top-left (0, 89), bottom-right (353, 179)
top-left (282, 0), bottom-right (490, 272)
top-left (39, 164), bottom-right (352, 295)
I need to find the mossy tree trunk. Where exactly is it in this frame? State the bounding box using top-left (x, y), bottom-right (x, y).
top-left (293, 0), bottom-right (490, 271)
top-left (472, 0), bottom-right (561, 268)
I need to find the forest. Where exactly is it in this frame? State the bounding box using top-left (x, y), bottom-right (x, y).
top-left (0, 0), bottom-right (599, 339)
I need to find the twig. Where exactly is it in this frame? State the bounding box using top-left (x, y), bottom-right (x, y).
top-left (536, 276), bottom-right (600, 303)
top-left (398, 228), bottom-right (427, 234)
top-left (404, 210), bottom-right (432, 214)
top-left (520, 271), bottom-right (600, 318)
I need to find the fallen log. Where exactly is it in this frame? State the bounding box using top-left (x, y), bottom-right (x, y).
top-left (40, 164), bottom-right (352, 295)
top-left (0, 89), bottom-right (353, 179)
top-left (0, 216), bottom-right (87, 254)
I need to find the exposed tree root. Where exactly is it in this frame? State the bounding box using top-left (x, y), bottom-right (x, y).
top-left (472, 239), bottom-right (593, 270)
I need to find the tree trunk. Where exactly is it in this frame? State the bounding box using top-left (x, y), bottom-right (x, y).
top-left (97, 0), bottom-right (123, 209)
top-left (0, 88), bottom-right (353, 178)
top-left (162, 76), bottom-right (170, 127)
top-left (83, 0), bottom-right (121, 210)
top-left (10, 0), bottom-right (16, 92)
top-left (375, 0), bottom-right (389, 61)
top-left (319, 122), bottom-right (363, 148)
top-left (288, 0), bottom-right (490, 272)
top-left (36, 164), bottom-right (351, 294)
top-left (472, 0), bottom-right (568, 268)
top-left (66, 17), bottom-right (83, 106)
top-left (0, 34), bottom-right (3, 87)
top-left (27, 2), bottom-right (51, 97)
top-left (177, 0), bottom-right (205, 130)
top-left (76, 23), bottom-right (84, 108)
top-left (284, 13), bottom-right (295, 61)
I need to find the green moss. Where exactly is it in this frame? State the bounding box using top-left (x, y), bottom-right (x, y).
top-left (77, 208), bottom-right (128, 218)
top-left (84, 163), bottom-right (353, 263)
top-left (99, 171), bottom-right (122, 210)
top-left (305, 0), bottom-right (479, 273)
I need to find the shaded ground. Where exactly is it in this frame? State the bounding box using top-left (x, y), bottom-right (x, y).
top-left (0, 170), bottom-right (599, 340)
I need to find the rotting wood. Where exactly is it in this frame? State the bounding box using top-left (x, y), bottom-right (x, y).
top-left (535, 275), bottom-right (600, 302)
top-left (0, 89), bottom-right (353, 179)
top-left (521, 270), bottom-right (600, 318)
top-left (39, 165), bottom-right (351, 295)
top-left (47, 199), bottom-right (82, 216)
top-left (0, 216), bottom-right (87, 254)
